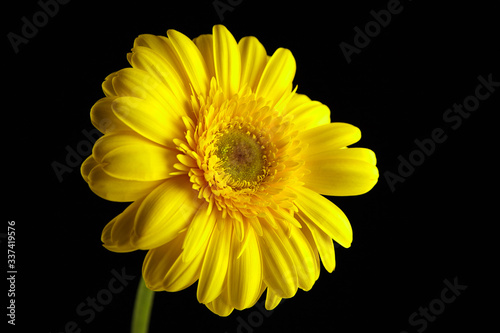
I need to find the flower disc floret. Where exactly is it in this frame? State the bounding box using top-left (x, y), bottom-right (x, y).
top-left (214, 128), bottom-right (266, 186)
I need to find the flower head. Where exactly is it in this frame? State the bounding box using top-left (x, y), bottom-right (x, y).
top-left (82, 25), bottom-right (378, 316)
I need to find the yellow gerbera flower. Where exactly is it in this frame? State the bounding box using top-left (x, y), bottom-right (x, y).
top-left (81, 25), bottom-right (378, 316)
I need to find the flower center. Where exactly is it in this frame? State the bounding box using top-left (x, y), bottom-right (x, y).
top-left (215, 129), bottom-right (266, 186)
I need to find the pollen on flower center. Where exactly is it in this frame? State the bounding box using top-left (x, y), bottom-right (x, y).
top-left (215, 129), bottom-right (266, 186)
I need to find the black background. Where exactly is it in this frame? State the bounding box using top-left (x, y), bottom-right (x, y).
top-left (5, 0), bottom-right (497, 332)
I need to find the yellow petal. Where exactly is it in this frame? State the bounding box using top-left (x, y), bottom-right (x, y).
top-left (213, 25), bottom-right (241, 98)
top-left (102, 72), bottom-right (118, 96)
top-left (298, 222), bottom-right (321, 280)
top-left (167, 29), bottom-right (210, 96)
top-left (93, 131), bottom-right (178, 183)
top-left (100, 141), bottom-right (177, 182)
top-left (238, 36), bottom-right (268, 91)
top-left (87, 165), bottom-right (164, 202)
top-left (92, 131), bottom-right (137, 163)
top-left (273, 84), bottom-right (297, 115)
top-left (299, 122), bottom-right (362, 155)
top-left (264, 287), bottom-right (282, 310)
top-left (303, 148), bottom-right (379, 196)
top-left (101, 197), bottom-right (146, 253)
top-left (128, 46), bottom-right (191, 108)
top-left (293, 186), bottom-right (353, 248)
top-left (112, 68), bottom-right (166, 103)
top-left (193, 34), bottom-right (215, 79)
top-left (279, 224), bottom-right (317, 291)
top-left (182, 202), bottom-right (217, 263)
top-left (133, 176), bottom-right (202, 249)
top-left (227, 225), bottom-right (263, 310)
top-left (143, 231), bottom-right (204, 292)
top-left (300, 217), bottom-right (335, 273)
top-left (287, 100), bottom-right (330, 131)
top-left (256, 48), bottom-right (296, 106)
top-left (259, 224), bottom-right (298, 298)
top-left (81, 155), bottom-right (98, 183)
top-left (285, 92), bottom-right (310, 111)
top-left (90, 97), bottom-right (130, 134)
top-left (205, 287), bottom-right (234, 317)
top-left (133, 34), bottom-right (190, 88)
top-left (112, 96), bottom-right (185, 148)
top-left (197, 222), bottom-right (232, 304)
top-left (133, 34), bottom-right (173, 59)
top-left (142, 234), bottom-right (184, 291)
top-left (112, 68), bottom-right (187, 122)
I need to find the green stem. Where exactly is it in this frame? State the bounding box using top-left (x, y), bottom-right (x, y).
top-left (131, 276), bottom-right (155, 333)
